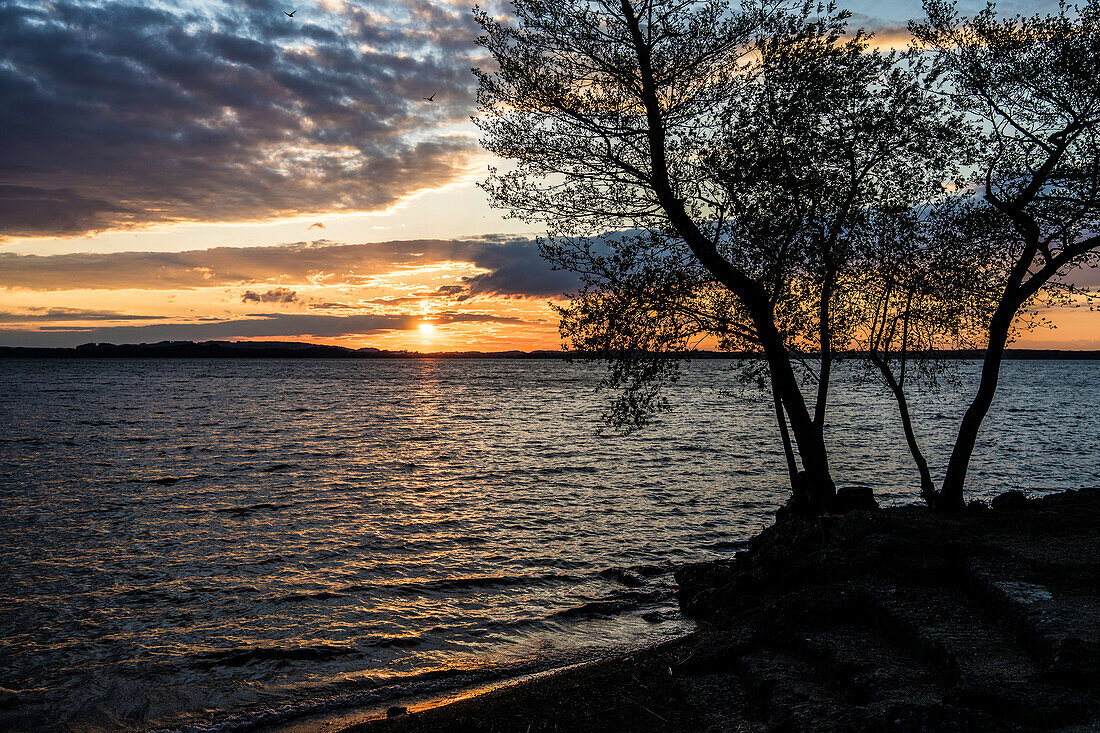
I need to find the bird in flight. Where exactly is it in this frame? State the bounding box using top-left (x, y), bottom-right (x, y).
top-left (423, 94), bottom-right (436, 102)
top-left (284, 9), bottom-right (296, 17)
top-left (307, 222), bottom-right (326, 231)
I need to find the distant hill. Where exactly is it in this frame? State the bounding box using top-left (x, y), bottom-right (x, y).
top-left (1, 341), bottom-right (1099, 360)
top-left (0, 340), bottom-right (571, 359)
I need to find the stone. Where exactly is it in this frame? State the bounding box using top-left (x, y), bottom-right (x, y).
top-left (990, 490), bottom-right (1028, 512)
top-left (946, 680), bottom-right (1098, 727)
top-left (831, 486), bottom-right (879, 514)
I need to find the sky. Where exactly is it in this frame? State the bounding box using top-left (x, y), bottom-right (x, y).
top-left (1, 0), bottom-right (1095, 351)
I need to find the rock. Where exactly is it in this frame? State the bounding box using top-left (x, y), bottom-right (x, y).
top-left (668, 489), bottom-right (1100, 732)
top-left (598, 567), bottom-right (643, 587)
top-left (675, 560), bottom-right (740, 615)
top-left (990, 490), bottom-right (1028, 512)
top-left (1046, 635), bottom-right (1100, 686)
top-left (672, 632), bottom-right (755, 675)
top-left (776, 471), bottom-right (818, 519)
top-left (386, 706), bottom-right (408, 718)
top-left (830, 486), bottom-right (879, 514)
top-left (946, 680), bottom-right (1099, 727)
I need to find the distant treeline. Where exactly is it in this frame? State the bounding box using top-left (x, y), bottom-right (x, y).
top-left (1, 341), bottom-right (1098, 360)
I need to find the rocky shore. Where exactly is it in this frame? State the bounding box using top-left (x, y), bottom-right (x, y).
top-left (338, 488), bottom-right (1099, 732)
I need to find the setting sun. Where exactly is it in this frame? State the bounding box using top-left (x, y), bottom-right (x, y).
top-left (418, 321), bottom-right (436, 336)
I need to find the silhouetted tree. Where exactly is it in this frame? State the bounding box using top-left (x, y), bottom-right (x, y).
top-left (850, 198), bottom-right (1003, 503)
top-left (912, 0), bottom-right (1100, 511)
top-left (475, 0), bottom-right (965, 511)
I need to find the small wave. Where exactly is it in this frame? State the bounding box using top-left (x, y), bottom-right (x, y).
top-left (148, 474), bottom-right (211, 486)
top-left (115, 588), bottom-right (172, 604)
top-left (360, 634), bottom-right (425, 650)
top-left (537, 465), bottom-right (598, 475)
top-left (161, 653), bottom-right (583, 733)
top-left (388, 572), bottom-right (577, 595)
top-left (701, 539), bottom-right (749, 551)
top-left (353, 540), bottom-right (410, 552)
top-left (275, 591), bottom-right (346, 603)
top-left (338, 583), bottom-right (370, 593)
top-left (191, 644), bottom-right (362, 669)
top-left (214, 503), bottom-right (291, 517)
top-left (552, 590), bottom-right (668, 620)
top-left (236, 555), bottom-right (284, 567)
top-left (553, 598), bottom-right (639, 619)
top-left (260, 463), bottom-right (297, 472)
top-left (525, 557), bottom-right (592, 570)
top-left (628, 562), bottom-right (675, 577)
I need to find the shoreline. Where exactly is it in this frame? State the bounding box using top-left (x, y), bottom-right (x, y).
top-left (269, 659), bottom-right (603, 733)
top-left (309, 488), bottom-right (1099, 732)
top-left (4, 341), bottom-right (1100, 361)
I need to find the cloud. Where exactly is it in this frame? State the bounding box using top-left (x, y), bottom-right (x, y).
top-left (0, 186), bottom-right (138, 236)
top-left (0, 310), bottom-right (525, 348)
top-left (0, 307), bottom-right (171, 323)
top-left (0, 236), bottom-right (583, 296)
top-left (365, 295), bottom-right (432, 305)
top-left (309, 301), bottom-right (358, 310)
top-left (460, 250), bottom-right (582, 299)
top-left (1060, 262), bottom-right (1100, 288)
top-left (242, 287), bottom-right (298, 303)
top-left (0, 0), bottom-right (486, 237)
top-left (864, 24), bottom-right (913, 49)
top-left (364, 283), bottom-right (477, 305)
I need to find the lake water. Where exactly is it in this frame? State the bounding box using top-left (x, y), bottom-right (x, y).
top-left (0, 358), bottom-right (1096, 732)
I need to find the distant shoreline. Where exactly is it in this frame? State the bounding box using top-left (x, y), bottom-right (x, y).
top-left (2, 340), bottom-right (1099, 360)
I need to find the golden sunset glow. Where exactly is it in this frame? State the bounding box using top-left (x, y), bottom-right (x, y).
top-left (0, 227), bottom-right (1097, 351)
top-left (0, 0), bottom-right (1095, 353)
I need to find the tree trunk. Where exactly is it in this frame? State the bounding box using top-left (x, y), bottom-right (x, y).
top-left (754, 307), bottom-right (836, 510)
top-left (618, 0), bottom-right (834, 509)
top-left (871, 354), bottom-right (936, 504)
top-left (939, 307), bottom-right (1013, 511)
top-left (771, 378), bottom-right (799, 489)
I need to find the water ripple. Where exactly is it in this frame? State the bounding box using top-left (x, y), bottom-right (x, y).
top-left (0, 357), bottom-right (1097, 732)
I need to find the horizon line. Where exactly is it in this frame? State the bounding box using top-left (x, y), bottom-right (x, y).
top-left (3, 340), bottom-right (1100, 360)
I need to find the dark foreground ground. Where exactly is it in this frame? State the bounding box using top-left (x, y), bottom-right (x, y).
top-left (339, 488), bottom-right (1100, 732)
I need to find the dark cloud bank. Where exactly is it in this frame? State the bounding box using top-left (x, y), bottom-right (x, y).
top-left (242, 287), bottom-right (298, 304)
top-left (0, 0), bottom-right (486, 237)
top-left (0, 235), bottom-right (581, 346)
top-left (0, 235), bottom-right (581, 296)
top-left (0, 310), bottom-right (527, 348)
